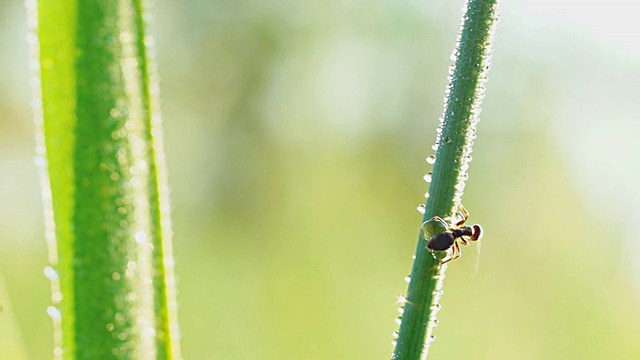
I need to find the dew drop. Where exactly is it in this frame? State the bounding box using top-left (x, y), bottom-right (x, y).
top-left (51, 292), bottom-right (63, 303)
top-left (126, 292), bottom-right (137, 302)
top-left (416, 204), bottom-right (426, 214)
top-left (47, 306), bottom-right (62, 321)
top-left (53, 346), bottom-right (63, 357)
top-left (419, 218), bottom-right (448, 242)
top-left (134, 231), bottom-right (147, 243)
top-left (404, 276), bottom-right (411, 283)
top-left (43, 266), bottom-right (58, 280)
top-left (143, 326), bottom-right (157, 337)
top-left (426, 155), bottom-right (437, 165)
top-left (423, 172), bottom-right (433, 183)
top-left (114, 312), bottom-right (126, 325)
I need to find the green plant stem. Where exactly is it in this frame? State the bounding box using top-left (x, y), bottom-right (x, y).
top-left (29, 0), bottom-right (181, 359)
top-left (392, 1), bottom-right (499, 359)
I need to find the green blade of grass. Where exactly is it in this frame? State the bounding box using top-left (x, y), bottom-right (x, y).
top-left (392, 1), bottom-right (500, 359)
top-left (27, 0), bottom-right (181, 358)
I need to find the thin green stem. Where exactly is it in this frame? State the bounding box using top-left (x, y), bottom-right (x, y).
top-left (392, 1), bottom-right (499, 359)
top-left (28, 0), bottom-right (181, 359)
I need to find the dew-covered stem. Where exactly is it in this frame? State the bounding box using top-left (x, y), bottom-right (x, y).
top-left (392, 1), bottom-right (499, 359)
top-left (27, 0), bottom-right (181, 359)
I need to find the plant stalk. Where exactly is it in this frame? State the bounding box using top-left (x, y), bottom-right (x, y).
top-left (392, 1), bottom-right (500, 359)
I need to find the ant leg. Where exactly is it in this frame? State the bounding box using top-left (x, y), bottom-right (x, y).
top-left (454, 204), bottom-right (470, 227)
top-left (440, 241), bottom-right (462, 266)
top-left (453, 241), bottom-right (462, 258)
top-left (430, 216), bottom-right (450, 228)
top-left (449, 242), bottom-right (459, 259)
top-left (452, 242), bottom-right (463, 261)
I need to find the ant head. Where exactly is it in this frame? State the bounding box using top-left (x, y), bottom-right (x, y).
top-left (470, 224), bottom-right (483, 241)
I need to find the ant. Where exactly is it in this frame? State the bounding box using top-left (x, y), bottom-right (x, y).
top-left (422, 205), bottom-right (483, 267)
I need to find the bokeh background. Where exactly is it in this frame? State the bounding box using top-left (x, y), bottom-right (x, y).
top-left (2, 0), bottom-right (640, 359)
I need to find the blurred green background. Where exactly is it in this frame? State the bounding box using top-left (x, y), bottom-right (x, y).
top-left (2, 0), bottom-right (640, 359)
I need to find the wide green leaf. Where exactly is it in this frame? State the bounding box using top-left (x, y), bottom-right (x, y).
top-left (29, 0), bottom-right (181, 358)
